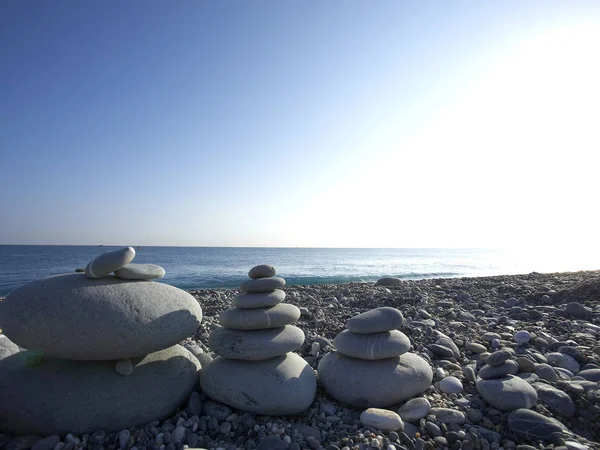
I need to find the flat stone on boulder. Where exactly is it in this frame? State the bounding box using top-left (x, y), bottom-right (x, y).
top-left (209, 325), bottom-right (304, 360)
top-left (85, 247), bottom-right (136, 279)
top-left (114, 263), bottom-right (165, 280)
top-left (0, 274), bottom-right (202, 360)
top-left (248, 265), bottom-right (277, 279)
top-left (233, 290), bottom-right (286, 309)
top-left (219, 304), bottom-right (300, 330)
top-left (346, 307), bottom-right (404, 334)
top-left (0, 345), bottom-right (200, 435)
top-left (200, 353), bottom-right (316, 415)
top-left (478, 360), bottom-right (519, 380)
top-left (317, 351), bottom-right (433, 407)
top-left (476, 375), bottom-right (538, 412)
top-left (334, 329), bottom-right (410, 360)
top-left (240, 277), bottom-right (286, 293)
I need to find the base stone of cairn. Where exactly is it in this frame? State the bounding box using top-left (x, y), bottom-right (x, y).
top-left (0, 247), bottom-right (203, 435)
top-left (201, 264), bottom-right (317, 415)
top-left (318, 307), bottom-right (433, 408)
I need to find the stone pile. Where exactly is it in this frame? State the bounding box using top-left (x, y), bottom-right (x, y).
top-left (0, 247), bottom-right (203, 436)
top-left (201, 264), bottom-right (317, 415)
top-left (476, 349), bottom-right (538, 412)
top-left (318, 306), bottom-right (433, 407)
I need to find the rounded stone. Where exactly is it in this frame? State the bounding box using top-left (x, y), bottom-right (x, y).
top-left (0, 334), bottom-right (20, 360)
top-left (467, 343), bottom-right (487, 354)
top-left (85, 247), bottom-right (136, 279)
top-left (476, 375), bottom-right (538, 412)
top-left (240, 277), bottom-right (286, 293)
top-left (439, 376), bottom-right (463, 394)
top-left (478, 360), bottom-right (519, 380)
top-left (233, 290), bottom-right (285, 309)
top-left (317, 351), bottom-right (433, 408)
top-left (0, 345), bottom-right (200, 435)
top-left (334, 329), bottom-right (410, 360)
top-left (0, 273), bottom-right (202, 360)
top-left (219, 304), bottom-right (300, 330)
top-left (360, 408), bottom-right (404, 432)
top-left (114, 263), bottom-right (165, 280)
top-left (375, 277), bottom-right (402, 286)
top-left (428, 408), bottom-right (466, 424)
top-left (209, 325), bottom-right (304, 360)
top-left (514, 330), bottom-right (531, 345)
top-left (547, 352), bottom-right (580, 374)
top-left (200, 353), bottom-right (316, 415)
top-left (533, 383), bottom-right (575, 418)
top-left (398, 397), bottom-right (431, 422)
top-left (578, 368), bottom-right (600, 382)
top-left (485, 350), bottom-right (512, 366)
top-left (507, 408), bottom-right (569, 442)
top-left (346, 307), bottom-right (404, 334)
top-left (248, 265), bottom-right (277, 279)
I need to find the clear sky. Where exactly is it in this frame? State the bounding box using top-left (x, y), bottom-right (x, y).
top-left (1, 1), bottom-right (599, 248)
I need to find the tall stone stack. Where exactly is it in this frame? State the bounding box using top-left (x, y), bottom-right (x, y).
top-left (318, 307), bottom-right (433, 407)
top-left (201, 264), bottom-right (317, 415)
top-left (476, 349), bottom-right (538, 412)
top-left (0, 247), bottom-right (203, 436)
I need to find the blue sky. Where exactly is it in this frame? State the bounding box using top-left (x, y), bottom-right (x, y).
top-left (1, 1), bottom-right (599, 248)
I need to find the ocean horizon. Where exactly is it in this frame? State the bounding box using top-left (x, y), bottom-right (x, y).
top-left (0, 245), bottom-right (598, 296)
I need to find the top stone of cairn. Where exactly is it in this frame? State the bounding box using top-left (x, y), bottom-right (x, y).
top-left (85, 247), bottom-right (136, 279)
top-left (347, 307), bottom-right (404, 334)
top-left (248, 264), bottom-right (277, 279)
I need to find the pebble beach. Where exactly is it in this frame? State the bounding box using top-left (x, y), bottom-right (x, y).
top-left (2, 269), bottom-right (600, 450)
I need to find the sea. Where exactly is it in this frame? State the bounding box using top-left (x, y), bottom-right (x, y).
top-left (0, 245), bottom-right (598, 296)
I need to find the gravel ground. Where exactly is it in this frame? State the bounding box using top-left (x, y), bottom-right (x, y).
top-left (2, 270), bottom-right (600, 450)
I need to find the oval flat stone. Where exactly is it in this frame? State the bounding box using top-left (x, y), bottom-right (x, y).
top-left (508, 408), bottom-right (569, 442)
top-left (240, 277), bottom-right (286, 293)
top-left (248, 265), bottom-right (277, 279)
top-left (0, 274), bottom-right (202, 360)
top-left (439, 376), bottom-right (463, 394)
top-left (334, 329), bottom-right (410, 360)
top-left (200, 353), bottom-right (316, 415)
top-left (209, 325), bottom-right (304, 360)
top-left (398, 397), bottom-right (431, 422)
top-left (219, 304), bottom-right (300, 330)
top-left (476, 375), bottom-right (538, 412)
top-left (347, 307), bottom-right (404, 334)
top-left (234, 290), bottom-right (286, 309)
top-left (533, 382), bottom-right (575, 418)
top-left (578, 368), bottom-right (600, 382)
top-left (360, 408), bottom-right (404, 432)
top-left (85, 247), bottom-right (136, 279)
top-left (114, 263), bottom-right (165, 280)
top-left (317, 351), bottom-right (433, 408)
top-left (478, 360), bottom-right (519, 379)
top-left (485, 350), bottom-right (512, 366)
top-left (375, 277), bottom-right (402, 286)
top-left (0, 345), bottom-right (200, 435)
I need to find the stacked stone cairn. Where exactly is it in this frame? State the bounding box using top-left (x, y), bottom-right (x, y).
top-left (318, 307), bottom-right (433, 407)
top-left (476, 349), bottom-right (538, 412)
top-left (201, 264), bottom-right (317, 415)
top-left (0, 247), bottom-right (203, 436)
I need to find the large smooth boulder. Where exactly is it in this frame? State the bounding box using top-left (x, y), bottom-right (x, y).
top-left (508, 408), bottom-right (570, 442)
top-left (0, 274), bottom-right (202, 360)
top-left (209, 325), bottom-right (304, 360)
top-left (476, 375), bottom-right (538, 412)
top-left (317, 351), bottom-right (433, 407)
top-left (0, 345), bottom-right (200, 435)
top-left (200, 353), bottom-right (316, 415)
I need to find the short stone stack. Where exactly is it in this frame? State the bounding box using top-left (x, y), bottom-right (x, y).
top-left (0, 247), bottom-right (203, 436)
top-left (318, 307), bottom-right (433, 407)
top-left (201, 264), bottom-right (317, 415)
top-left (476, 349), bottom-right (538, 412)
